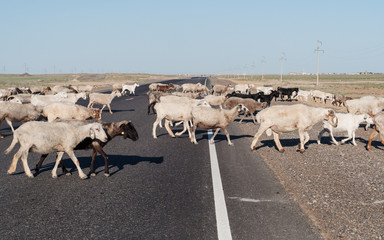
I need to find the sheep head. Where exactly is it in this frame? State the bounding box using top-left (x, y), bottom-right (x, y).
top-left (91, 108), bottom-right (101, 120)
top-left (325, 110), bottom-right (338, 127)
top-left (119, 120), bottom-right (139, 141)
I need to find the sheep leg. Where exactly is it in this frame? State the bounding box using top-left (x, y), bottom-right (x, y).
top-left (35, 154), bottom-right (49, 174)
top-left (174, 121), bottom-right (183, 126)
top-left (87, 102), bottom-right (93, 108)
top-left (107, 104), bottom-right (113, 114)
top-left (164, 120), bottom-right (176, 138)
top-left (222, 128), bottom-right (234, 146)
top-left (272, 132), bottom-right (284, 153)
top-left (21, 150), bottom-right (34, 178)
top-left (303, 131), bottom-right (310, 146)
top-left (367, 129), bottom-right (378, 151)
top-left (51, 152), bottom-right (65, 178)
top-left (66, 151), bottom-right (87, 179)
top-left (89, 149), bottom-right (98, 176)
top-left (7, 148), bottom-right (23, 175)
top-left (351, 131), bottom-right (357, 146)
top-left (328, 130), bottom-right (339, 145)
top-left (341, 130), bottom-right (354, 145)
top-left (91, 144), bottom-right (110, 177)
top-left (100, 105), bottom-right (106, 113)
top-left (298, 129), bottom-right (306, 153)
top-left (152, 117), bottom-right (162, 139)
top-left (175, 120), bottom-right (189, 136)
top-left (209, 128), bottom-right (221, 144)
top-left (190, 124), bottom-right (198, 144)
top-left (60, 160), bottom-right (70, 176)
top-left (5, 119), bottom-right (15, 132)
top-left (250, 124), bottom-right (270, 151)
top-left (147, 103), bottom-right (155, 114)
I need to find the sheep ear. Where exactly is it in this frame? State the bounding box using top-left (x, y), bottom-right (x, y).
top-left (368, 112), bottom-right (375, 118)
top-left (327, 110), bottom-right (335, 117)
top-left (89, 129), bottom-right (95, 139)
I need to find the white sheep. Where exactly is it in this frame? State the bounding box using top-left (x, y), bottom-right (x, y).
top-left (72, 85), bottom-right (95, 93)
top-left (59, 92), bottom-right (87, 104)
top-left (250, 104), bottom-right (338, 153)
top-left (30, 92), bottom-right (68, 107)
top-left (42, 102), bottom-right (101, 122)
top-left (296, 90), bottom-right (312, 102)
top-left (310, 90), bottom-right (334, 103)
top-left (0, 102), bottom-right (43, 138)
top-left (203, 95), bottom-right (228, 109)
top-left (147, 91), bottom-right (171, 114)
top-left (181, 83), bottom-right (202, 93)
top-left (88, 90), bottom-right (122, 114)
top-left (345, 96), bottom-right (384, 115)
top-left (223, 97), bottom-right (266, 124)
top-left (172, 92), bottom-right (201, 99)
top-left (234, 84), bottom-right (250, 94)
top-left (345, 96), bottom-right (384, 130)
top-left (190, 104), bottom-right (248, 145)
top-left (5, 121), bottom-right (108, 179)
top-left (211, 84), bottom-right (232, 96)
top-left (152, 100), bottom-right (210, 139)
top-left (317, 113), bottom-right (373, 146)
top-left (51, 85), bottom-right (77, 94)
top-left (122, 83), bottom-right (140, 96)
top-left (196, 84), bottom-right (209, 95)
top-left (256, 86), bottom-right (274, 95)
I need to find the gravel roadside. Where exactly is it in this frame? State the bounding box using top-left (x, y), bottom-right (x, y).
top-left (237, 99), bottom-right (384, 239)
top-left (208, 77), bottom-right (383, 239)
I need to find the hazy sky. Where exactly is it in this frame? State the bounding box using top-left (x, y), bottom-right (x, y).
top-left (1, 0), bottom-right (383, 74)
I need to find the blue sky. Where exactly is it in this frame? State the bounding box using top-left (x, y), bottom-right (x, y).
top-left (1, 0), bottom-right (383, 74)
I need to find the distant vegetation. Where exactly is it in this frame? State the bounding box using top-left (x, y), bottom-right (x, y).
top-left (0, 73), bottom-right (180, 88)
top-left (1, 73), bottom-right (383, 98)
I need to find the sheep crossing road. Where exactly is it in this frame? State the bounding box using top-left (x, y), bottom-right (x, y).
top-left (0, 78), bottom-right (320, 239)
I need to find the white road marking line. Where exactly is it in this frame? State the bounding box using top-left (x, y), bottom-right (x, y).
top-left (208, 130), bottom-right (232, 240)
top-left (229, 197), bottom-right (272, 203)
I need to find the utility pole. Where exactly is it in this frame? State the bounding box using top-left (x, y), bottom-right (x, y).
top-left (280, 52), bottom-right (286, 83)
top-left (243, 64), bottom-right (247, 80)
top-left (261, 56), bottom-right (265, 80)
top-left (315, 40), bottom-right (324, 86)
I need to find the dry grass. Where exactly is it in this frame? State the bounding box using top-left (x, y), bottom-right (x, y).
top-left (219, 74), bottom-right (384, 98)
top-left (0, 73), bottom-right (184, 89)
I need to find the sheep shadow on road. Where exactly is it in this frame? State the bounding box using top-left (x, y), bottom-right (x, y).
top-left (194, 129), bottom-right (253, 144)
top-left (35, 154), bottom-right (164, 177)
top-left (256, 138), bottom-right (318, 152)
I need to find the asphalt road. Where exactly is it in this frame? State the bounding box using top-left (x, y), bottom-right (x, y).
top-left (0, 78), bottom-right (321, 239)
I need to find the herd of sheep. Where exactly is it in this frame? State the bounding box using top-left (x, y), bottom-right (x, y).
top-left (2, 80), bottom-right (384, 179)
top-left (147, 81), bottom-right (384, 154)
top-left (0, 83), bottom-right (140, 179)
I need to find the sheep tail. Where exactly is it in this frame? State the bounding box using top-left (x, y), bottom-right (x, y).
top-left (4, 133), bottom-right (19, 155)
